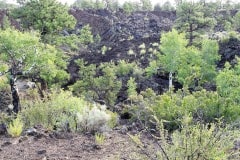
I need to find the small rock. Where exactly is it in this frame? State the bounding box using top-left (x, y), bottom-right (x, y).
top-left (0, 123), bottom-right (7, 135)
top-left (1, 141), bottom-right (11, 147)
top-left (93, 144), bottom-right (101, 150)
top-left (37, 150), bottom-right (46, 155)
top-left (19, 136), bottom-right (28, 143)
top-left (25, 128), bottom-right (37, 136)
top-left (41, 157), bottom-right (47, 160)
top-left (120, 125), bottom-right (128, 134)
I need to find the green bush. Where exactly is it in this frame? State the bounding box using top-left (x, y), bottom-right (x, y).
top-left (149, 89), bottom-right (230, 129)
top-left (127, 77), bottom-right (137, 100)
top-left (157, 116), bottom-right (240, 160)
top-left (115, 60), bottom-right (135, 76)
top-left (72, 60), bottom-right (122, 107)
top-left (21, 90), bottom-right (85, 130)
top-left (77, 104), bottom-right (116, 133)
top-left (216, 61), bottom-right (240, 122)
top-left (21, 90), bottom-right (117, 133)
top-left (7, 115), bottom-right (24, 137)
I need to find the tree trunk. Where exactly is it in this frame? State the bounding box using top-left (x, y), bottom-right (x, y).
top-left (9, 72), bottom-right (20, 114)
top-left (169, 72), bottom-right (173, 90)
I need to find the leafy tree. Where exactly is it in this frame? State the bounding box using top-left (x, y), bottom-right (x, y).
top-left (0, 0), bottom-right (17, 9)
top-left (157, 29), bottom-right (188, 89)
top-left (127, 77), bottom-right (137, 99)
top-left (12, 0), bottom-right (76, 38)
top-left (233, 11), bottom-right (240, 31)
top-left (73, 0), bottom-right (95, 9)
top-left (156, 115), bottom-right (239, 160)
top-left (176, 39), bottom-right (219, 88)
top-left (44, 24), bottom-right (94, 53)
top-left (107, 0), bottom-right (119, 11)
top-left (177, 46), bottom-right (202, 87)
top-left (72, 60), bottom-right (121, 107)
top-left (1, 15), bottom-right (11, 30)
top-left (216, 61), bottom-right (240, 121)
top-left (153, 3), bottom-right (161, 11)
top-left (140, 0), bottom-right (152, 11)
top-left (94, 0), bottom-right (105, 9)
top-left (122, 1), bottom-right (141, 14)
top-left (78, 25), bottom-right (94, 45)
top-left (147, 30), bottom-right (219, 89)
top-left (175, 1), bottom-right (216, 45)
top-left (161, 1), bottom-right (175, 11)
top-left (122, 1), bottom-right (135, 14)
top-left (73, 0), bottom-right (119, 10)
top-left (200, 39), bottom-right (220, 84)
top-left (0, 29), bottom-right (69, 113)
top-left (216, 63), bottom-right (239, 102)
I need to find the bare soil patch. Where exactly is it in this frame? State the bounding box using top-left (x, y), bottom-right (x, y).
top-left (0, 130), bottom-right (156, 160)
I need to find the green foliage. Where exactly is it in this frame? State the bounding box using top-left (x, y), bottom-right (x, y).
top-left (150, 89), bottom-right (229, 129)
top-left (72, 60), bottom-right (122, 107)
top-left (1, 15), bottom-right (11, 30)
top-left (200, 39), bottom-right (220, 83)
top-left (0, 75), bottom-right (8, 89)
top-left (147, 29), bottom-right (187, 88)
top-left (79, 25), bottom-right (94, 45)
top-left (0, 28), bottom-right (69, 87)
top-left (122, 1), bottom-right (136, 14)
top-left (115, 60), bottom-right (135, 76)
top-left (33, 44), bottom-right (69, 86)
top-left (21, 90), bottom-right (84, 130)
top-left (7, 116), bottom-right (24, 137)
top-left (12, 0), bottom-right (76, 37)
top-left (73, 0), bottom-right (119, 10)
top-left (127, 77), bottom-right (137, 99)
top-left (159, 29), bottom-right (187, 74)
top-left (224, 21), bottom-right (233, 31)
top-left (147, 30), bottom-right (219, 89)
top-left (140, 0), bottom-right (152, 11)
top-left (107, 0), bottom-right (120, 11)
top-left (21, 90), bottom-right (115, 133)
top-left (94, 65), bottom-right (122, 106)
top-left (101, 45), bottom-right (107, 55)
top-left (128, 133), bottom-right (144, 149)
top-left (48, 25), bottom-right (94, 52)
top-left (49, 34), bottom-right (81, 52)
top-left (95, 133), bottom-right (105, 145)
top-left (216, 61), bottom-right (240, 121)
top-left (106, 111), bottom-right (118, 128)
top-left (127, 49), bottom-right (135, 55)
top-left (175, 1), bottom-right (216, 45)
top-left (177, 46), bottom-right (201, 87)
top-left (73, 0), bottom-right (95, 9)
top-left (233, 11), bottom-right (240, 31)
top-left (217, 62), bottom-right (240, 100)
top-left (77, 104), bottom-right (112, 133)
top-left (161, 1), bottom-right (174, 11)
top-left (138, 43), bottom-right (145, 49)
top-left (157, 116), bottom-right (239, 160)
top-left (0, 0), bottom-right (17, 9)
top-left (95, 0), bottom-right (105, 9)
top-left (175, 38), bottom-right (219, 87)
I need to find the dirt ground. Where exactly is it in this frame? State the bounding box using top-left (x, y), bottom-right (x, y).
top-left (0, 129), bottom-right (157, 160)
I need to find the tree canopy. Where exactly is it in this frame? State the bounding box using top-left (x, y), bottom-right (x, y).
top-left (0, 28), bottom-right (69, 87)
top-left (12, 0), bottom-right (76, 37)
top-left (175, 1), bottom-right (216, 45)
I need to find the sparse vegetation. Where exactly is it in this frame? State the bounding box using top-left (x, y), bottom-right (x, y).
top-left (7, 116), bottom-right (24, 137)
top-left (95, 133), bottom-right (105, 145)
